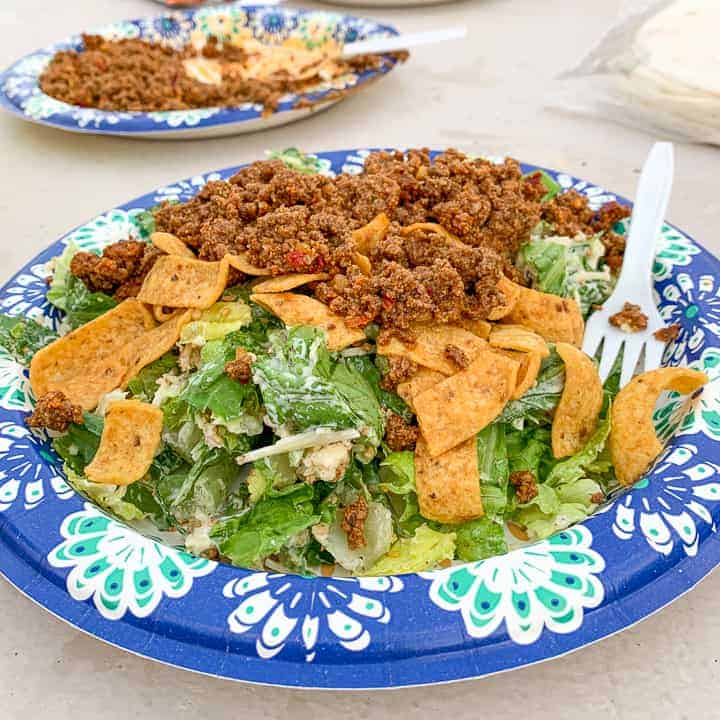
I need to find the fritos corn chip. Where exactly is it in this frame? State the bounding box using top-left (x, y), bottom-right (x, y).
top-left (458, 318), bottom-right (492, 339)
top-left (489, 324), bottom-right (550, 358)
top-left (353, 252), bottom-right (372, 276)
top-left (150, 231), bottom-right (195, 258)
top-left (377, 324), bottom-right (489, 375)
top-left (396, 368), bottom-right (446, 412)
top-left (552, 342), bottom-right (603, 458)
top-left (138, 255), bottom-right (229, 309)
top-left (415, 435), bottom-right (483, 523)
top-left (85, 399), bottom-right (163, 486)
top-left (414, 350), bottom-right (519, 456)
top-left (496, 349), bottom-right (543, 400)
top-left (225, 253), bottom-right (270, 276)
top-left (122, 310), bottom-right (193, 388)
top-left (29, 299), bottom-right (154, 411)
top-left (488, 275), bottom-right (521, 321)
top-left (252, 273), bottom-right (329, 293)
top-left (501, 281), bottom-right (584, 345)
top-left (250, 292), bottom-right (366, 351)
top-left (352, 213), bottom-right (390, 254)
top-left (610, 367), bottom-right (708, 485)
top-left (400, 222), bottom-right (468, 250)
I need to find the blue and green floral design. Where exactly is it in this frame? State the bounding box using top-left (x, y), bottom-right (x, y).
top-left (48, 504), bottom-right (215, 620)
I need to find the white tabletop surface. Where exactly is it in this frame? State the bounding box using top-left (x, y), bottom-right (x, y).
top-left (1, 0), bottom-right (719, 717)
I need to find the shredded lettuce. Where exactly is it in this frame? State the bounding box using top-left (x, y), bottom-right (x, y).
top-left (0, 315), bottom-right (57, 364)
top-left (47, 242), bottom-right (117, 328)
top-left (364, 524), bottom-right (455, 575)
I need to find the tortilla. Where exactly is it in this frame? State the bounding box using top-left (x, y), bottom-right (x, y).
top-left (413, 350), bottom-right (519, 457)
top-left (252, 273), bottom-right (329, 293)
top-left (610, 367), bottom-right (708, 486)
top-left (488, 275), bottom-right (522, 321)
top-left (396, 368), bottom-right (446, 412)
top-left (352, 213), bottom-right (390, 254)
top-left (225, 253), bottom-right (270, 276)
top-left (153, 305), bottom-right (178, 323)
top-left (150, 232), bottom-right (196, 258)
top-left (85, 400), bottom-right (164, 486)
top-left (138, 255), bottom-right (230, 309)
top-left (29, 299), bottom-right (154, 411)
top-left (501, 281), bottom-right (584, 345)
top-left (415, 435), bottom-right (484, 524)
top-left (122, 310), bottom-right (193, 388)
top-left (489, 324), bottom-right (550, 358)
top-left (552, 343), bottom-right (603, 458)
top-left (496, 349), bottom-right (543, 400)
top-left (377, 324), bottom-right (489, 375)
top-left (250, 292), bottom-right (366, 351)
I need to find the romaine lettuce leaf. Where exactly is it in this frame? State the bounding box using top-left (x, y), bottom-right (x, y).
top-left (253, 326), bottom-right (384, 446)
top-left (0, 315), bottom-right (57, 364)
top-left (496, 350), bottom-right (565, 427)
top-left (518, 229), bottom-right (615, 317)
top-left (52, 413), bottom-right (103, 474)
top-left (47, 242), bottom-right (117, 329)
top-left (364, 524), bottom-right (455, 575)
top-left (345, 355), bottom-right (414, 422)
top-left (210, 483), bottom-right (319, 567)
top-left (267, 148), bottom-right (326, 175)
top-left (454, 517), bottom-right (507, 561)
top-left (63, 465), bottom-right (144, 522)
top-left (378, 451), bottom-right (415, 494)
top-left (127, 353), bottom-right (178, 401)
top-left (523, 169), bottom-right (562, 202)
top-left (476, 424), bottom-right (509, 521)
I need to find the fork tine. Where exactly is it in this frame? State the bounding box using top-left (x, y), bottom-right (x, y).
top-left (581, 318), bottom-right (604, 359)
top-left (620, 338), bottom-right (644, 388)
top-left (598, 335), bottom-right (623, 383)
top-left (643, 338), bottom-right (666, 374)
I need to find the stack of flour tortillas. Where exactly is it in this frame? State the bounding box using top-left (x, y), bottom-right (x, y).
top-left (557, 0), bottom-right (720, 144)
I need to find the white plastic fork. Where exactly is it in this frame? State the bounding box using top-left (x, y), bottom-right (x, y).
top-left (582, 142), bottom-right (674, 388)
top-left (341, 27), bottom-right (467, 58)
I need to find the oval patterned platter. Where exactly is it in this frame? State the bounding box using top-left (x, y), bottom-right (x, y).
top-left (1, 149), bottom-right (719, 689)
top-left (0, 5), bottom-right (401, 139)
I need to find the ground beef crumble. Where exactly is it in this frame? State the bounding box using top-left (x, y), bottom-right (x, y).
top-left (27, 391), bottom-right (83, 432)
top-left (39, 34), bottom-right (402, 115)
top-left (341, 496), bottom-right (369, 550)
top-left (68, 150), bottom-right (627, 335)
top-left (380, 356), bottom-right (418, 391)
top-left (224, 348), bottom-right (253, 383)
top-left (444, 344), bottom-right (469, 369)
top-left (510, 470), bottom-right (538, 504)
top-left (70, 240), bottom-right (161, 300)
top-left (609, 302), bottom-right (648, 332)
top-left (654, 323), bottom-right (681, 343)
top-left (384, 412), bottom-right (419, 451)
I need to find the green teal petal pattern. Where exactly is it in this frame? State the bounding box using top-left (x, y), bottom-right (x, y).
top-left (423, 526), bottom-right (604, 644)
top-left (48, 503), bottom-right (215, 620)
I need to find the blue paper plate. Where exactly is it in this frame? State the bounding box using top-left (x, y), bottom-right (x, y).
top-left (0, 5), bottom-right (401, 139)
top-left (1, 149), bottom-right (718, 688)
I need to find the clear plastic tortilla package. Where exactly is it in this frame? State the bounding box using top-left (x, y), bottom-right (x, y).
top-left (555, 0), bottom-right (720, 145)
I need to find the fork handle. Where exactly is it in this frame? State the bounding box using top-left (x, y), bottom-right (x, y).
top-left (614, 142), bottom-right (674, 295)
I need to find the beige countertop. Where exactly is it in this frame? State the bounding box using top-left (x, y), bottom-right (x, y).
top-left (1, 0), bottom-right (719, 717)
